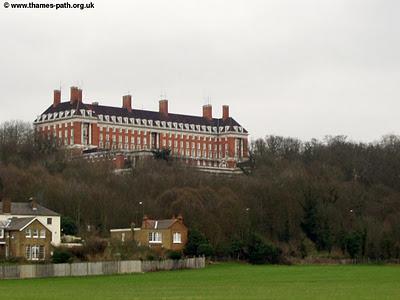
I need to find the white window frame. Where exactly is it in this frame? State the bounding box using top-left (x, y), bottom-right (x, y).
top-left (0, 228), bottom-right (4, 239)
top-left (25, 229), bottom-right (31, 238)
top-left (33, 229), bottom-right (39, 238)
top-left (148, 231), bottom-right (162, 244)
top-left (173, 232), bottom-right (182, 244)
top-left (40, 229), bottom-right (46, 239)
top-left (31, 245), bottom-right (40, 261)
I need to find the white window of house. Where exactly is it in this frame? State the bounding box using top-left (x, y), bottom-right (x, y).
top-left (25, 229), bottom-right (31, 238)
top-left (31, 245), bottom-right (39, 260)
top-left (33, 229), bottom-right (39, 238)
top-left (40, 229), bottom-right (46, 239)
top-left (25, 245), bottom-right (31, 260)
top-left (0, 228), bottom-right (4, 239)
top-left (121, 233), bottom-right (125, 242)
top-left (148, 232), bottom-right (162, 243)
top-left (173, 232), bottom-right (182, 244)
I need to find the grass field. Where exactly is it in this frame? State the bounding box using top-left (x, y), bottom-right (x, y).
top-left (0, 263), bottom-right (399, 300)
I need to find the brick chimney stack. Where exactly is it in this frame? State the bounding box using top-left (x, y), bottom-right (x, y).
top-left (122, 95), bottom-right (132, 112)
top-left (202, 104), bottom-right (212, 121)
top-left (177, 214), bottom-right (183, 224)
top-left (222, 105), bottom-right (229, 121)
top-left (2, 198), bottom-right (11, 214)
top-left (53, 89), bottom-right (61, 108)
top-left (70, 86), bottom-right (80, 104)
top-left (159, 99), bottom-right (168, 118)
top-left (30, 197), bottom-right (38, 211)
top-left (78, 88), bottom-right (83, 102)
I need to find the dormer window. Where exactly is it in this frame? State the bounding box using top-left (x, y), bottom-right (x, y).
top-left (25, 229), bottom-right (32, 238)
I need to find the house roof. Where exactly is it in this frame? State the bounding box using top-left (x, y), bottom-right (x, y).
top-left (39, 101), bottom-right (248, 133)
top-left (0, 202), bottom-right (60, 216)
top-left (6, 217), bottom-right (35, 231)
top-left (142, 219), bottom-right (180, 230)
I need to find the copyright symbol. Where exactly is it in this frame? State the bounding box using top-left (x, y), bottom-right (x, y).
top-left (4, 2), bottom-right (9, 8)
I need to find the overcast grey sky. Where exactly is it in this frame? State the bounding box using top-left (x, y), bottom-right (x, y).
top-left (0, 0), bottom-right (399, 142)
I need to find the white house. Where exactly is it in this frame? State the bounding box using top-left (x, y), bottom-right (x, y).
top-left (0, 198), bottom-right (61, 246)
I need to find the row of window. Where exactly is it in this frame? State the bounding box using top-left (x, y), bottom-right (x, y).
top-left (148, 232), bottom-right (182, 244)
top-left (99, 128), bottom-right (226, 142)
top-left (25, 229), bottom-right (46, 239)
top-left (25, 245), bottom-right (45, 260)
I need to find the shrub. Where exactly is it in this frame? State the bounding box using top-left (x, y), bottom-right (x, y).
top-left (346, 232), bottom-right (363, 259)
top-left (248, 234), bottom-right (282, 264)
top-left (61, 216), bottom-right (78, 236)
top-left (84, 237), bottom-right (108, 256)
top-left (197, 243), bottom-right (214, 257)
top-left (167, 251), bottom-right (182, 260)
top-left (52, 249), bottom-right (73, 264)
top-left (184, 229), bottom-right (209, 256)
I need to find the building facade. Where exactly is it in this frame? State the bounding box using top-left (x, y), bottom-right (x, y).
top-left (110, 215), bottom-right (188, 252)
top-left (0, 217), bottom-right (52, 261)
top-left (34, 87), bottom-right (249, 171)
top-left (0, 198), bottom-right (61, 246)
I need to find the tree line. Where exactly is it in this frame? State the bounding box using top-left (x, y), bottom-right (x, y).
top-left (0, 121), bottom-right (399, 262)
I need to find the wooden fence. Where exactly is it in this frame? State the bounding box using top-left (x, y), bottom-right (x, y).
top-left (0, 257), bottom-right (205, 280)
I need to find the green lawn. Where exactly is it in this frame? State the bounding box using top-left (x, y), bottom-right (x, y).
top-left (1, 263), bottom-right (400, 300)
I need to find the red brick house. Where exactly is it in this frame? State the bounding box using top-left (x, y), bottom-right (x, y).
top-left (33, 87), bottom-right (249, 173)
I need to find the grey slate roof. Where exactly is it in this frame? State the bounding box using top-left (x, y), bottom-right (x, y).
top-left (39, 101), bottom-right (248, 133)
top-left (142, 219), bottom-right (177, 230)
top-left (0, 202), bottom-right (60, 216)
top-left (6, 217), bottom-right (35, 231)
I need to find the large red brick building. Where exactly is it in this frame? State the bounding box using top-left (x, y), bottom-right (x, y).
top-left (34, 87), bottom-right (249, 172)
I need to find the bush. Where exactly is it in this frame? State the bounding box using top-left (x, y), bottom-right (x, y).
top-left (248, 234), bottom-right (282, 264)
top-left (197, 243), bottom-right (214, 257)
top-left (167, 251), bottom-right (182, 260)
top-left (52, 249), bottom-right (73, 264)
top-left (184, 229), bottom-right (209, 256)
top-left (61, 216), bottom-right (78, 236)
top-left (84, 237), bottom-right (108, 256)
top-left (346, 232), bottom-right (363, 259)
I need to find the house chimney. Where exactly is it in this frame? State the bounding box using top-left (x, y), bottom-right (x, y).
top-left (30, 197), bottom-right (38, 211)
top-left (2, 198), bottom-right (11, 214)
top-left (70, 86), bottom-right (80, 104)
top-left (177, 214), bottom-right (183, 223)
top-left (159, 99), bottom-right (168, 118)
top-left (122, 95), bottom-right (132, 112)
top-left (53, 90), bottom-right (61, 108)
top-left (202, 104), bottom-right (212, 121)
top-left (222, 105), bottom-right (229, 121)
top-left (78, 88), bottom-right (83, 102)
